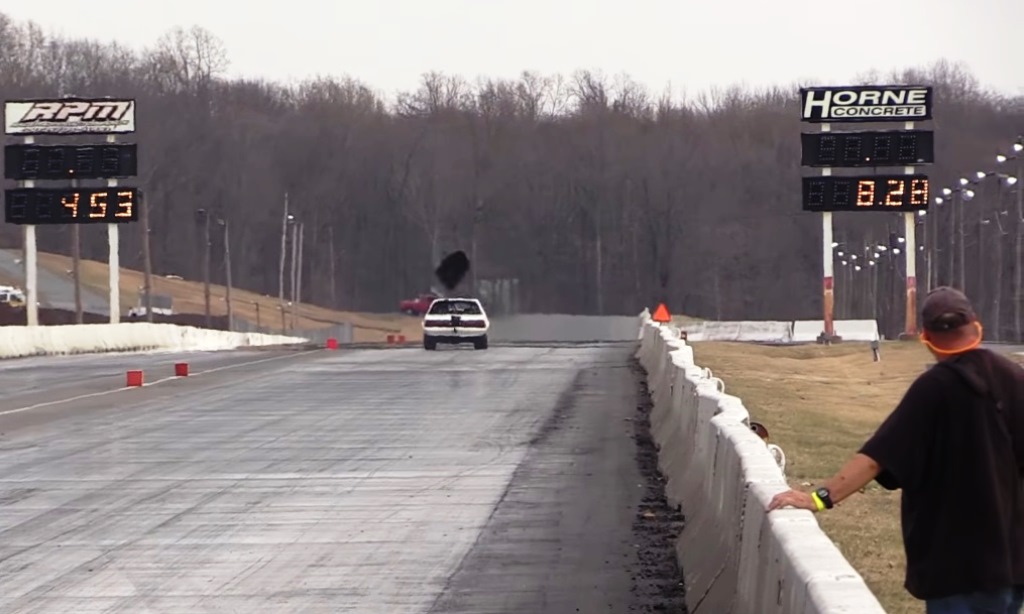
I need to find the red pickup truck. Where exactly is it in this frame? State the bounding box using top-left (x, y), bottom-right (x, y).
top-left (399, 293), bottom-right (439, 316)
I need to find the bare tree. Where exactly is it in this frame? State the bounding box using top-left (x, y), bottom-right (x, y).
top-left (0, 9), bottom-right (1021, 338)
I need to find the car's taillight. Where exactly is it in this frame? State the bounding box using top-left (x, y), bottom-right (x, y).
top-left (458, 320), bottom-right (486, 328)
top-left (424, 320), bottom-right (450, 328)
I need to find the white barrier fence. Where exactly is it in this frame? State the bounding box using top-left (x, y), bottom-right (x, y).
top-left (636, 310), bottom-right (887, 613)
top-left (677, 319), bottom-right (880, 343)
top-left (0, 323), bottom-right (309, 359)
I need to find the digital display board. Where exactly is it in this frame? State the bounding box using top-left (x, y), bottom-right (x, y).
top-left (4, 187), bottom-right (138, 224)
top-left (4, 143), bottom-right (138, 180)
top-left (802, 175), bottom-right (929, 212)
top-left (801, 131), bottom-right (934, 168)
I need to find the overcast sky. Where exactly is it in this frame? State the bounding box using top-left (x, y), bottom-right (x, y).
top-left (1, 0), bottom-right (1020, 101)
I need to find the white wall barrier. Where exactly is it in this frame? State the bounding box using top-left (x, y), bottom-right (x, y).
top-left (0, 323), bottom-right (309, 360)
top-left (635, 311), bottom-right (887, 613)
top-left (654, 318), bottom-right (880, 343)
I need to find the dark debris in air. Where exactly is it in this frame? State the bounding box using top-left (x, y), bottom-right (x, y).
top-left (435, 250), bottom-right (470, 291)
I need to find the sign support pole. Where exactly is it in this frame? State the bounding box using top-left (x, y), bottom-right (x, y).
top-left (107, 134), bottom-right (120, 324)
top-left (20, 134), bottom-right (39, 327)
top-left (108, 223), bottom-right (120, 324)
top-left (24, 224), bottom-right (37, 326)
top-left (902, 120), bottom-right (919, 338)
top-left (820, 123), bottom-right (835, 343)
top-left (903, 209), bottom-right (917, 336)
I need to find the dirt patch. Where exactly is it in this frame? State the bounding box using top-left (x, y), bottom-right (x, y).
top-left (4, 250), bottom-right (423, 342)
top-left (629, 358), bottom-right (688, 613)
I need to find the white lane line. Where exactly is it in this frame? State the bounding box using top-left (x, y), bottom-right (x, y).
top-left (0, 350), bottom-right (322, 417)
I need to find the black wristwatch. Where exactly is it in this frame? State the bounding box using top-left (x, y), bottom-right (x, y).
top-left (815, 487), bottom-right (835, 510)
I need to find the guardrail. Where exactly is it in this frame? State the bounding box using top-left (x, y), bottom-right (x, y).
top-left (635, 311), bottom-right (887, 613)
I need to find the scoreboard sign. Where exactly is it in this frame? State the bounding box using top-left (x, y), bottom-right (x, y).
top-left (800, 84), bottom-right (934, 341)
top-left (4, 187), bottom-right (138, 224)
top-left (5, 143), bottom-right (138, 180)
top-left (3, 98), bottom-right (135, 135)
top-left (800, 84), bottom-right (933, 213)
top-left (799, 85), bottom-right (932, 123)
top-left (801, 130), bottom-right (934, 168)
top-left (802, 175), bottom-right (930, 212)
top-left (3, 96), bottom-right (139, 227)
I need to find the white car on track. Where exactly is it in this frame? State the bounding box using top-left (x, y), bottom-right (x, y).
top-left (422, 297), bottom-right (489, 350)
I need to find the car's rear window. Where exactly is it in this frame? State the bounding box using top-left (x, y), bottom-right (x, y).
top-left (429, 300), bottom-right (482, 315)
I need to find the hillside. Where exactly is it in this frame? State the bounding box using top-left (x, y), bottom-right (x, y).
top-left (0, 250), bottom-right (421, 342)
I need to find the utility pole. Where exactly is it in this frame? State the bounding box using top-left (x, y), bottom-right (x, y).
top-left (1016, 163), bottom-right (1023, 342)
top-left (328, 225), bottom-right (337, 308)
top-left (223, 217), bottom-right (233, 331)
top-left (290, 220), bottom-right (299, 330)
top-left (946, 192), bottom-right (956, 286)
top-left (957, 191), bottom-right (966, 291)
top-left (296, 222), bottom-right (304, 329)
top-left (203, 210), bottom-right (211, 328)
top-left (278, 193), bottom-right (289, 332)
top-left (140, 189), bottom-right (154, 322)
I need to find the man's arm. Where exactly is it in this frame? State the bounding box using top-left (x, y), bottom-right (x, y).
top-left (767, 370), bottom-right (942, 513)
top-left (767, 453), bottom-right (881, 512)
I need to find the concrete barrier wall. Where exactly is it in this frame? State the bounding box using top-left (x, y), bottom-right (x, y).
top-left (677, 319), bottom-right (879, 343)
top-left (683, 320), bottom-right (794, 343)
top-left (0, 323), bottom-right (309, 359)
top-left (791, 319), bottom-right (880, 342)
top-left (635, 311), bottom-right (887, 614)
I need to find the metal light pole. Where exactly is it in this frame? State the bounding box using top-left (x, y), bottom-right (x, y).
top-left (941, 182), bottom-right (974, 291)
top-left (289, 218), bottom-right (299, 330)
top-left (195, 208), bottom-right (212, 328)
top-left (140, 189), bottom-right (154, 323)
top-left (279, 193), bottom-right (289, 331)
top-left (221, 217), bottom-right (233, 331)
top-left (973, 170), bottom-right (1018, 340)
top-left (997, 141), bottom-right (1023, 341)
top-left (958, 181), bottom-right (968, 291)
top-left (1017, 165), bottom-right (1023, 341)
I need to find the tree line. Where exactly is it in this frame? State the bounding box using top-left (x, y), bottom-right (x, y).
top-left (1, 13), bottom-right (1022, 339)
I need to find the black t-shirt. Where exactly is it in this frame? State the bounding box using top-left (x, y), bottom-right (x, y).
top-left (858, 348), bottom-right (1024, 600)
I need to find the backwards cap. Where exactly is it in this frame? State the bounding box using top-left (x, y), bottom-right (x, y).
top-left (921, 286), bottom-right (977, 333)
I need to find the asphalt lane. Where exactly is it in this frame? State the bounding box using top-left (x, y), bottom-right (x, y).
top-left (0, 349), bottom-right (307, 415)
top-left (0, 343), bottom-right (685, 613)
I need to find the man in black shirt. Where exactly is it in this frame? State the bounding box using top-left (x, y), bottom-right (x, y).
top-left (767, 287), bottom-right (1024, 613)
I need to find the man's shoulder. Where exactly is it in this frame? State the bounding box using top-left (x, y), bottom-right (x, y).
top-left (983, 349), bottom-right (1024, 376)
top-left (910, 361), bottom-right (959, 387)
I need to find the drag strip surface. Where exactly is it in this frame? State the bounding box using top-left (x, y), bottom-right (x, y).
top-left (0, 349), bottom-right (306, 415)
top-left (0, 344), bottom-right (686, 613)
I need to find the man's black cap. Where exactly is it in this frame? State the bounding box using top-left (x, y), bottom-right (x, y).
top-left (921, 286), bottom-right (977, 332)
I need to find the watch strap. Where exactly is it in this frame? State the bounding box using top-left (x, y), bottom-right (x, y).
top-left (814, 487), bottom-right (835, 510)
top-left (810, 491), bottom-right (826, 512)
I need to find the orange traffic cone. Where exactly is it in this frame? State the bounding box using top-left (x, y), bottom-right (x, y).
top-left (652, 303), bottom-right (671, 323)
